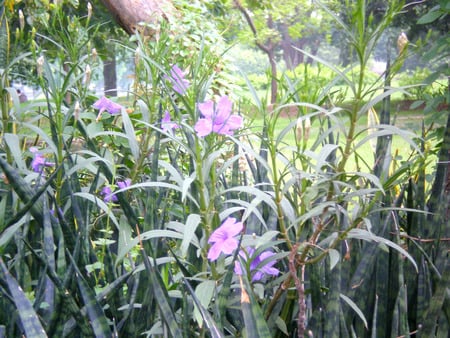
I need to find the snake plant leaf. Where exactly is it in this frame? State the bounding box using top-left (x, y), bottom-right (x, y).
top-left (0, 257), bottom-right (47, 337)
top-left (239, 275), bottom-right (272, 338)
top-left (67, 254), bottom-right (113, 337)
top-left (0, 5), bottom-right (9, 70)
top-left (140, 247), bottom-right (182, 337)
top-left (0, 156), bottom-right (59, 226)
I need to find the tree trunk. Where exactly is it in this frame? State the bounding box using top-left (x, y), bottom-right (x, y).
top-left (280, 23), bottom-right (305, 70)
top-left (101, 0), bottom-right (176, 36)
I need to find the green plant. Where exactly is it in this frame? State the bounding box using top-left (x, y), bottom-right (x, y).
top-left (0, 0), bottom-right (448, 337)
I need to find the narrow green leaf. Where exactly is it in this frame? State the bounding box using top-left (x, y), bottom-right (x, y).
top-left (73, 192), bottom-right (119, 228)
top-left (420, 260), bottom-right (449, 336)
top-left (346, 229), bottom-right (418, 272)
top-left (0, 156), bottom-right (46, 225)
top-left (0, 258), bottom-right (47, 337)
top-left (121, 108), bottom-right (140, 161)
top-left (239, 275), bottom-right (272, 337)
top-left (185, 279), bottom-right (223, 338)
top-left (417, 8), bottom-right (442, 24)
top-left (328, 249), bottom-right (340, 271)
top-left (180, 214), bottom-right (201, 257)
top-left (340, 294), bottom-right (368, 329)
top-left (3, 133), bottom-right (26, 170)
top-left (67, 255), bottom-right (113, 337)
top-left (140, 247), bottom-right (182, 337)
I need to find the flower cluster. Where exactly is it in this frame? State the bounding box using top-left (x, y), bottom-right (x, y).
top-left (161, 111), bottom-right (179, 132)
top-left (93, 96), bottom-right (123, 122)
top-left (165, 65), bottom-right (190, 95)
top-left (234, 248), bottom-right (279, 282)
top-left (100, 179), bottom-right (131, 203)
top-left (207, 217), bottom-right (279, 282)
top-left (194, 95), bottom-right (243, 137)
top-left (30, 147), bottom-right (55, 173)
top-left (159, 66), bottom-right (243, 138)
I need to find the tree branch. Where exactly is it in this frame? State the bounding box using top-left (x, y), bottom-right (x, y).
top-left (232, 0), bottom-right (270, 54)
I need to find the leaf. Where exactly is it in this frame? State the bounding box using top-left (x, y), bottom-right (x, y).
top-left (180, 214), bottom-right (201, 257)
top-left (140, 247), bottom-right (182, 337)
top-left (121, 108), bottom-right (140, 161)
top-left (417, 8), bottom-right (443, 24)
top-left (346, 229), bottom-right (418, 272)
top-left (3, 133), bottom-right (26, 170)
top-left (224, 186), bottom-right (277, 213)
top-left (0, 156), bottom-right (51, 226)
top-left (67, 255), bottom-right (113, 337)
top-left (340, 294), bottom-right (368, 329)
top-left (116, 229), bottom-right (190, 265)
top-left (183, 278), bottom-right (224, 338)
top-left (73, 192), bottom-right (119, 229)
top-left (192, 280), bottom-right (216, 328)
top-left (328, 249), bottom-right (340, 271)
top-left (239, 275), bottom-right (272, 337)
top-left (0, 257), bottom-right (47, 337)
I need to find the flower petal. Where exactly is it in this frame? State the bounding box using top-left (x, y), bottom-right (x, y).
top-left (194, 118), bottom-right (213, 137)
top-left (221, 237), bottom-right (239, 255)
top-left (198, 100), bottom-right (214, 118)
top-left (221, 217), bottom-right (244, 237)
top-left (208, 227), bottom-right (227, 244)
top-left (93, 96), bottom-right (123, 115)
top-left (207, 242), bottom-right (222, 261)
top-left (214, 95), bottom-right (232, 121)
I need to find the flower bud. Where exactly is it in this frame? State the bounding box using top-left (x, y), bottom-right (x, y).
top-left (135, 47), bottom-right (141, 66)
top-left (85, 64), bottom-right (91, 85)
top-left (87, 2), bottom-right (92, 21)
top-left (304, 117), bottom-right (311, 142)
top-left (19, 10), bottom-right (25, 31)
top-left (91, 48), bottom-right (98, 61)
top-left (397, 32), bottom-right (408, 55)
top-left (37, 56), bottom-right (45, 76)
top-left (296, 118), bottom-right (303, 141)
top-left (74, 101), bottom-right (80, 121)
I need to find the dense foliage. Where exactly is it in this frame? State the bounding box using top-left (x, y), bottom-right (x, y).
top-left (0, 0), bottom-right (448, 337)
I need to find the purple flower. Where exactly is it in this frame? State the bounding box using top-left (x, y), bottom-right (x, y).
top-left (100, 186), bottom-right (118, 203)
top-left (30, 147), bottom-right (55, 173)
top-left (117, 179), bottom-right (131, 190)
top-left (101, 179), bottom-right (131, 203)
top-left (207, 217), bottom-right (243, 261)
top-left (166, 65), bottom-right (190, 95)
top-left (194, 95), bottom-right (243, 137)
top-left (93, 96), bottom-right (123, 122)
top-left (234, 248), bottom-right (279, 282)
top-left (161, 111), bottom-right (179, 131)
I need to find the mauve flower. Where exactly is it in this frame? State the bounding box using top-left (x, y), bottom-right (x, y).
top-left (30, 147), bottom-right (55, 173)
top-left (234, 247), bottom-right (279, 282)
top-left (207, 217), bottom-right (243, 261)
top-left (100, 186), bottom-right (118, 203)
top-left (166, 65), bottom-right (190, 95)
top-left (194, 95), bottom-right (243, 137)
top-left (117, 179), bottom-right (131, 190)
top-left (93, 96), bottom-right (123, 122)
top-left (161, 111), bottom-right (179, 131)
